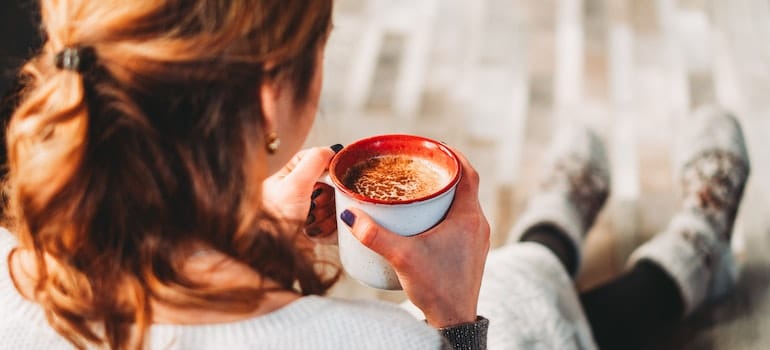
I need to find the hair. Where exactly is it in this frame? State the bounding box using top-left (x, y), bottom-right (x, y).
top-left (4, 0), bottom-right (335, 348)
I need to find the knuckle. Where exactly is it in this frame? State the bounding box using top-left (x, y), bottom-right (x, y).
top-left (466, 214), bottom-right (490, 241)
top-left (356, 220), bottom-right (380, 248)
top-left (478, 230), bottom-right (489, 243)
top-left (466, 215), bottom-right (485, 231)
top-left (457, 179), bottom-right (475, 195)
top-left (480, 216), bottom-right (491, 235)
top-left (465, 215), bottom-right (480, 229)
top-left (481, 222), bottom-right (491, 241)
top-left (316, 146), bottom-right (335, 158)
top-left (309, 204), bottom-right (324, 216)
top-left (318, 229), bottom-right (334, 238)
top-left (388, 248), bottom-right (413, 269)
top-left (465, 167), bottom-right (480, 186)
top-left (321, 213), bottom-right (337, 224)
top-left (321, 218), bottom-right (337, 233)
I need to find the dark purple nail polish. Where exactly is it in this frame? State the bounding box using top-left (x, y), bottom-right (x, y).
top-left (340, 209), bottom-right (355, 227)
top-left (311, 188), bottom-right (323, 199)
top-left (330, 144), bottom-right (344, 154)
top-left (306, 213), bottom-right (316, 225)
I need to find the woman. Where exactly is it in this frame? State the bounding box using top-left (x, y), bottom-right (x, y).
top-left (0, 0), bottom-right (489, 348)
top-left (0, 0), bottom-right (753, 349)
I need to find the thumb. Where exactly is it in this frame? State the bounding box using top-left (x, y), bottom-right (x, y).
top-left (341, 208), bottom-right (406, 262)
top-left (285, 147), bottom-right (335, 185)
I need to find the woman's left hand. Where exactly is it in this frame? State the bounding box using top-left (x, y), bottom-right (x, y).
top-left (262, 147), bottom-right (337, 241)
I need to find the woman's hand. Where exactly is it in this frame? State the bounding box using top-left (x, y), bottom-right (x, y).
top-left (262, 146), bottom-right (338, 242)
top-left (304, 182), bottom-right (338, 243)
top-left (341, 148), bottom-right (490, 327)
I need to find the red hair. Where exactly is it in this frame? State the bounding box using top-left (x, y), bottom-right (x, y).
top-left (6, 0), bottom-right (335, 348)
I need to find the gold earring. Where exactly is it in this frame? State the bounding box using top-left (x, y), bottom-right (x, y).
top-left (266, 132), bottom-right (281, 154)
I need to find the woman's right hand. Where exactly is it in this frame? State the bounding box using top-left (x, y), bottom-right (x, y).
top-left (341, 148), bottom-right (490, 328)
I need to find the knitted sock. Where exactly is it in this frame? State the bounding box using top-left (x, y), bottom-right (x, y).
top-left (627, 105), bottom-right (750, 317)
top-left (509, 124), bottom-right (610, 276)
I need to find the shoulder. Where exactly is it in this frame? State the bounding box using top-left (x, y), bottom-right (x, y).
top-left (0, 227), bottom-right (18, 256)
top-left (284, 296), bottom-right (444, 349)
top-left (0, 227), bottom-right (19, 289)
top-left (155, 296), bottom-right (445, 350)
top-left (0, 228), bottom-right (71, 349)
top-left (312, 296), bottom-right (441, 334)
top-left (0, 227), bottom-right (22, 296)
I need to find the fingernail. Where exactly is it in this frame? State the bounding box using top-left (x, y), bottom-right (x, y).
top-left (330, 144), bottom-right (344, 154)
top-left (309, 201), bottom-right (316, 211)
top-left (305, 227), bottom-right (322, 237)
top-left (340, 209), bottom-right (355, 227)
top-left (311, 188), bottom-right (323, 199)
top-left (306, 213), bottom-right (316, 225)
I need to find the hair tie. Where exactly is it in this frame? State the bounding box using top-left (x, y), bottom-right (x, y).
top-left (54, 46), bottom-right (96, 73)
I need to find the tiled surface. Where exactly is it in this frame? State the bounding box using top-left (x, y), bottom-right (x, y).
top-left (312, 0), bottom-right (770, 348)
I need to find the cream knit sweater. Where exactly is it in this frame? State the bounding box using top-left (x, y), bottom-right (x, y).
top-left (0, 229), bottom-right (444, 349)
top-left (1, 228), bottom-right (597, 349)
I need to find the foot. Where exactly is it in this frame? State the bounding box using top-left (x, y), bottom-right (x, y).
top-left (679, 139), bottom-right (749, 240)
top-left (508, 124), bottom-right (611, 273)
top-left (628, 105), bottom-right (750, 316)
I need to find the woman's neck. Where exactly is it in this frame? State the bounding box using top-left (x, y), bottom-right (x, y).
top-left (153, 249), bottom-right (301, 324)
top-left (8, 247), bottom-right (300, 325)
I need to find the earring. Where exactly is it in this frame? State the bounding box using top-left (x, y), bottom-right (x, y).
top-left (266, 132), bottom-right (281, 154)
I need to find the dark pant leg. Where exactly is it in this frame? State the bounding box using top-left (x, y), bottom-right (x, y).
top-left (521, 226), bottom-right (684, 349)
top-left (520, 224), bottom-right (579, 276)
top-left (579, 261), bottom-right (684, 349)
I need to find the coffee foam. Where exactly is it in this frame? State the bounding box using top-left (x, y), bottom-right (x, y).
top-left (342, 155), bottom-right (451, 201)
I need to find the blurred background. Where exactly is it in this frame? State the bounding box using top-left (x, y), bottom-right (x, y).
top-left (2, 0), bottom-right (770, 348)
top-left (308, 0), bottom-right (770, 348)
top-left (0, 1), bottom-right (39, 97)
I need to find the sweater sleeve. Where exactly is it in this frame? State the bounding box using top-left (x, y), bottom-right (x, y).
top-left (437, 316), bottom-right (489, 350)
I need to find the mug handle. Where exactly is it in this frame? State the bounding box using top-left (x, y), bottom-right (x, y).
top-left (317, 171), bottom-right (334, 187)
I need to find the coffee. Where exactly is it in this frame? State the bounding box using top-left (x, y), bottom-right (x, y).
top-left (342, 155), bottom-right (450, 201)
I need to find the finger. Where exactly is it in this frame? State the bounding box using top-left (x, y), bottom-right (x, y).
top-left (309, 206), bottom-right (335, 227)
top-left (305, 184), bottom-right (335, 229)
top-left (341, 208), bottom-right (407, 263)
top-left (273, 148), bottom-right (312, 178)
top-left (311, 183), bottom-right (334, 205)
top-left (285, 147), bottom-right (335, 186)
top-left (311, 215), bottom-right (337, 236)
top-left (443, 147), bottom-right (481, 216)
top-left (305, 215), bottom-right (338, 244)
top-left (306, 189), bottom-right (335, 223)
